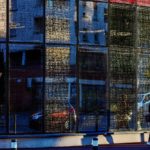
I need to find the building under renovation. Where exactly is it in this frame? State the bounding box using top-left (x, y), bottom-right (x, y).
top-left (0, 0), bottom-right (150, 147)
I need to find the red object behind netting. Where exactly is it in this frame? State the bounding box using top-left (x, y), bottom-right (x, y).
top-left (109, 0), bottom-right (135, 4)
top-left (137, 0), bottom-right (150, 7)
top-left (110, 0), bottom-right (150, 6)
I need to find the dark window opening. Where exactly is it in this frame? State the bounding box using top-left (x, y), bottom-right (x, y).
top-left (94, 33), bottom-right (99, 44)
top-left (10, 51), bottom-right (22, 67)
top-left (82, 1), bottom-right (86, 8)
top-left (36, 0), bottom-right (43, 6)
top-left (82, 34), bottom-right (88, 42)
top-left (93, 3), bottom-right (98, 21)
top-left (34, 17), bottom-right (44, 34)
top-left (10, 28), bottom-right (16, 37)
top-left (26, 50), bottom-right (42, 66)
top-left (10, 0), bottom-right (18, 11)
top-left (83, 12), bottom-right (87, 18)
top-left (79, 52), bottom-right (106, 74)
top-left (82, 85), bottom-right (106, 114)
top-left (104, 8), bottom-right (108, 23)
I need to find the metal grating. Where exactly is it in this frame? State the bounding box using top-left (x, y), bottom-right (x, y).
top-left (109, 4), bottom-right (135, 47)
top-left (109, 47), bottom-right (136, 130)
top-left (46, 0), bottom-right (71, 43)
top-left (0, 0), bottom-right (149, 134)
top-left (0, 0), bottom-right (6, 41)
top-left (45, 47), bottom-right (72, 132)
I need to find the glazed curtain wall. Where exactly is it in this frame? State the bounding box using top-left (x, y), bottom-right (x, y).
top-left (0, 0), bottom-right (149, 134)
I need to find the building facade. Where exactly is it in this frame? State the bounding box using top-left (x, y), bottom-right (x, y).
top-left (0, 0), bottom-right (149, 135)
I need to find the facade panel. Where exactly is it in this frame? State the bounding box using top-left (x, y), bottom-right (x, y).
top-left (9, 44), bottom-right (44, 133)
top-left (45, 46), bottom-right (76, 132)
top-left (109, 47), bottom-right (136, 130)
top-left (0, 44), bottom-right (6, 133)
top-left (109, 4), bottom-right (135, 47)
top-left (138, 7), bottom-right (150, 48)
top-left (46, 0), bottom-right (76, 44)
top-left (0, 0), bottom-right (6, 41)
top-left (0, 0), bottom-right (149, 134)
top-left (9, 0), bottom-right (44, 42)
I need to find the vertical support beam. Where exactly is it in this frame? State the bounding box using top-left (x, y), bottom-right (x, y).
top-left (106, 0), bottom-right (111, 132)
top-left (75, 0), bottom-right (80, 132)
top-left (68, 82), bottom-right (71, 103)
top-left (6, 0), bottom-right (10, 134)
top-left (42, 0), bottom-right (46, 133)
top-left (79, 83), bottom-right (82, 108)
top-left (134, 2), bottom-right (139, 131)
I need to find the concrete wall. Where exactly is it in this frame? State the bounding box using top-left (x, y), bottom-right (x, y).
top-left (0, 132), bottom-right (149, 148)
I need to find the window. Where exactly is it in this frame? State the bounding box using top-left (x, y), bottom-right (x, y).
top-left (10, 28), bottom-right (16, 37)
top-left (82, 1), bottom-right (86, 8)
top-left (26, 50), bottom-right (42, 66)
top-left (36, 0), bottom-right (43, 6)
top-left (10, 52), bottom-right (22, 67)
top-left (47, 0), bottom-right (53, 7)
top-left (82, 85), bottom-right (106, 113)
top-left (93, 3), bottom-right (98, 21)
top-left (83, 12), bottom-right (87, 18)
top-left (82, 33), bottom-right (88, 42)
top-left (34, 17), bottom-right (44, 34)
top-left (82, 28), bottom-right (87, 33)
top-left (104, 8), bottom-right (108, 23)
top-left (94, 33), bottom-right (99, 44)
top-left (10, 0), bottom-right (17, 11)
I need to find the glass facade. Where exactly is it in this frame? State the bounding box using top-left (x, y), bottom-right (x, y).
top-left (0, 0), bottom-right (6, 41)
top-left (0, 44), bottom-right (6, 133)
top-left (0, 0), bottom-right (149, 134)
top-left (9, 44), bottom-right (43, 133)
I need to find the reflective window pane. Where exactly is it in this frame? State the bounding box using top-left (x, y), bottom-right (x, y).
top-left (109, 4), bottom-right (135, 47)
top-left (138, 7), bottom-right (150, 48)
top-left (9, 44), bottom-right (43, 133)
top-left (9, 0), bottom-right (44, 42)
top-left (109, 47), bottom-right (136, 131)
top-left (78, 0), bottom-right (108, 132)
top-left (46, 0), bottom-right (76, 44)
top-left (79, 1), bottom-right (108, 46)
top-left (78, 46), bottom-right (107, 132)
top-left (0, 0), bottom-right (149, 134)
top-left (0, 0), bottom-right (6, 41)
top-left (45, 46), bottom-right (76, 132)
top-left (137, 51), bottom-right (150, 130)
top-left (0, 44), bottom-right (6, 133)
